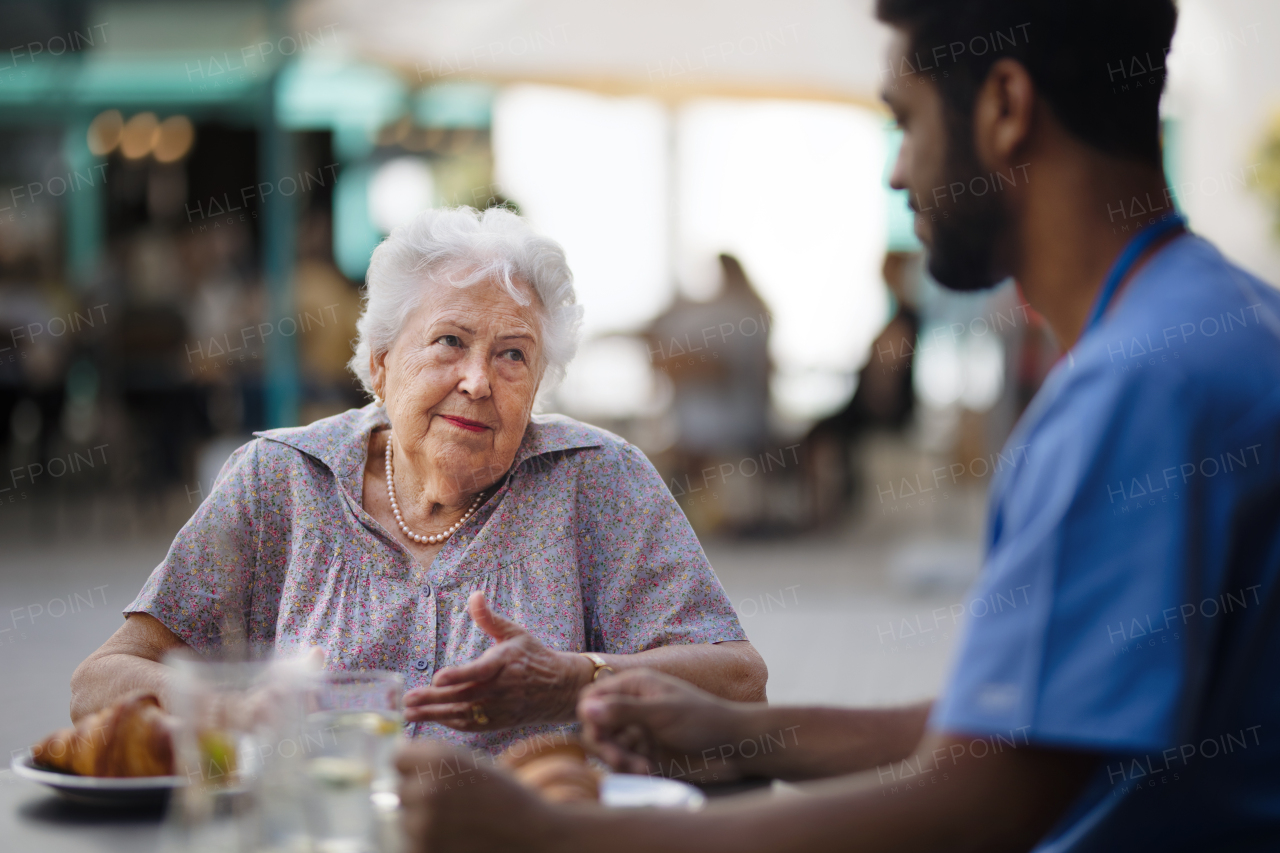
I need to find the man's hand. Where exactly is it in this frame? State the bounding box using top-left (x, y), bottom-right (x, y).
top-left (397, 740), bottom-right (557, 853)
top-left (583, 673), bottom-right (935, 783)
top-left (578, 668), bottom-right (750, 783)
top-left (405, 592), bottom-right (593, 730)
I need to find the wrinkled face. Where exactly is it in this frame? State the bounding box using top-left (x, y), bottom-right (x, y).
top-left (371, 276), bottom-right (543, 493)
top-left (883, 30), bottom-right (1009, 292)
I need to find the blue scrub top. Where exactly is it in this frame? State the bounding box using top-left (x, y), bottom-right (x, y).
top-left (932, 234), bottom-right (1280, 851)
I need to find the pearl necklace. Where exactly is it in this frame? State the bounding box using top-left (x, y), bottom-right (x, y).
top-left (385, 435), bottom-right (482, 545)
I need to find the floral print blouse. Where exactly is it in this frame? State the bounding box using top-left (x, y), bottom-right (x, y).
top-left (127, 403), bottom-right (746, 753)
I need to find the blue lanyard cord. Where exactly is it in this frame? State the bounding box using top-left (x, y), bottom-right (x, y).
top-left (1083, 214), bottom-right (1188, 335)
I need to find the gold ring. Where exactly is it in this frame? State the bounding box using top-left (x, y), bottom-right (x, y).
top-left (471, 703), bottom-right (489, 725)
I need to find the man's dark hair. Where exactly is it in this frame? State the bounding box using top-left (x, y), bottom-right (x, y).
top-left (876, 0), bottom-right (1178, 165)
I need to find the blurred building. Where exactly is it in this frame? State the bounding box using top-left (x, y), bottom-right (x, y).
top-left (0, 0), bottom-right (501, 510)
top-left (2, 0), bottom-right (1276, 534)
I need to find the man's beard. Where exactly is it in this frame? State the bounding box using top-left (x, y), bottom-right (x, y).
top-left (924, 121), bottom-right (1010, 293)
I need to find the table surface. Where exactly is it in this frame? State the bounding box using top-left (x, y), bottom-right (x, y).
top-left (0, 774), bottom-right (167, 853)
top-left (1, 767), bottom-right (775, 853)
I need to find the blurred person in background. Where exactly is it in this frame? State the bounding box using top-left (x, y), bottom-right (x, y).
top-left (803, 250), bottom-right (921, 525)
top-left (70, 207), bottom-right (765, 754)
top-left (397, 1), bottom-right (1280, 850)
top-left (645, 254), bottom-right (774, 532)
top-left (293, 210), bottom-right (365, 422)
top-left (646, 253), bottom-right (772, 452)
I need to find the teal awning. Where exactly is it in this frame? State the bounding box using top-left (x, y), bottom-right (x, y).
top-left (0, 57), bottom-right (267, 120)
top-left (412, 82), bottom-right (495, 129)
top-left (276, 56), bottom-right (408, 130)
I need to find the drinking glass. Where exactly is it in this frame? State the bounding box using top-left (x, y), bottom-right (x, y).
top-left (162, 655), bottom-right (310, 853)
top-left (301, 670), bottom-right (405, 853)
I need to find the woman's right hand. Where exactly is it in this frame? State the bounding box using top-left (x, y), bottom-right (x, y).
top-left (577, 668), bottom-right (753, 784)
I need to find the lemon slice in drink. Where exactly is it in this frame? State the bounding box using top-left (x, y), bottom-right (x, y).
top-left (351, 712), bottom-right (401, 737)
top-left (308, 756), bottom-right (373, 789)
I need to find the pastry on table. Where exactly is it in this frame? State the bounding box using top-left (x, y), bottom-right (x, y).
top-left (498, 735), bottom-right (601, 803)
top-left (32, 691), bottom-right (175, 778)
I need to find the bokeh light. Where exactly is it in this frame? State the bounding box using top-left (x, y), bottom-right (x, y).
top-left (368, 157), bottom-right (436, 233)
top-left (153, 115), bottom-right (195, 163)
top-left (86, 109), bottom-right (124, 156)
top-left (120, 112), bottom-right (160, 159)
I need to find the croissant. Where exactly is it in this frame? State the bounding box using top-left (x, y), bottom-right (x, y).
top-left (511, 755), bottom-right (600, 803)
top-left (33, 692), bottom-right (175, 778)
top-left (499, 735), bottom-right (600, 803)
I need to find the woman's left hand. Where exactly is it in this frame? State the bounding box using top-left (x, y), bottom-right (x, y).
top-left (404, 591), bottom-right (592, 731)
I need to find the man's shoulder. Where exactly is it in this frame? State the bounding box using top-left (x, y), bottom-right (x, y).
top-left (1010, 239), bottom-right (1280, 499)
top-left (1071, 237), bottom-right (1280, 407)
top-left (1108, 236), bottom-right (1279, 355)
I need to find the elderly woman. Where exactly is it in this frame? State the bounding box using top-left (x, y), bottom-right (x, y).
top-left (70, 207), bottom-right (765, 752)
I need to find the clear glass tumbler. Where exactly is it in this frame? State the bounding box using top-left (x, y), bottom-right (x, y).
top-left (301, 670), bottom-right (405, 853)
top-left (163, 655), bottom-right (311, 853)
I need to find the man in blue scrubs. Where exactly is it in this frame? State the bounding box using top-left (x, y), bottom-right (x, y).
top-left (396, 1), bottom-right (1280, 850)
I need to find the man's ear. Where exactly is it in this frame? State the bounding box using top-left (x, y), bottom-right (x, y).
top-left (973, 57), bottom-right (1036, 170)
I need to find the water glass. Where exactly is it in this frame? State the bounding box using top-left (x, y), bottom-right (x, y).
top-left (301, 670), bottom-right (405, 853)
top-left (162, 655), bottom-right (310, 853)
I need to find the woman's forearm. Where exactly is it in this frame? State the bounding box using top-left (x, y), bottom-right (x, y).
top-left (596, 641), bottom-right (768, 702)
top-left (70, 653), bottom-right (176, 722)
top-left (70, 613), bottom-right (189, 721)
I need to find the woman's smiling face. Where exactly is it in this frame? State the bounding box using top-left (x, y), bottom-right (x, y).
top-left (372, 276), bottom-right (543, 496)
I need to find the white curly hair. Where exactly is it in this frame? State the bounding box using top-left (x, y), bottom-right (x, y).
top-left (348, 206), bottom-right (583, 402)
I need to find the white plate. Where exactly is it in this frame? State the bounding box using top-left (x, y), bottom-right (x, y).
top-left (10, 752), bottom-right (184, 807)
top-left (12, 754), bottom-right (708, 812)
top-left (600, 773), bottom-right (707, 810)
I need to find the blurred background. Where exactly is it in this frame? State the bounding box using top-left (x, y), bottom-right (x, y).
top-left (2, 0), bottom-right (1280, 753)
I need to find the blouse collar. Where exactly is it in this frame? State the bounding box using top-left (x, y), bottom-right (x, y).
top-left (254, 403), bottom-right (605, 489)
